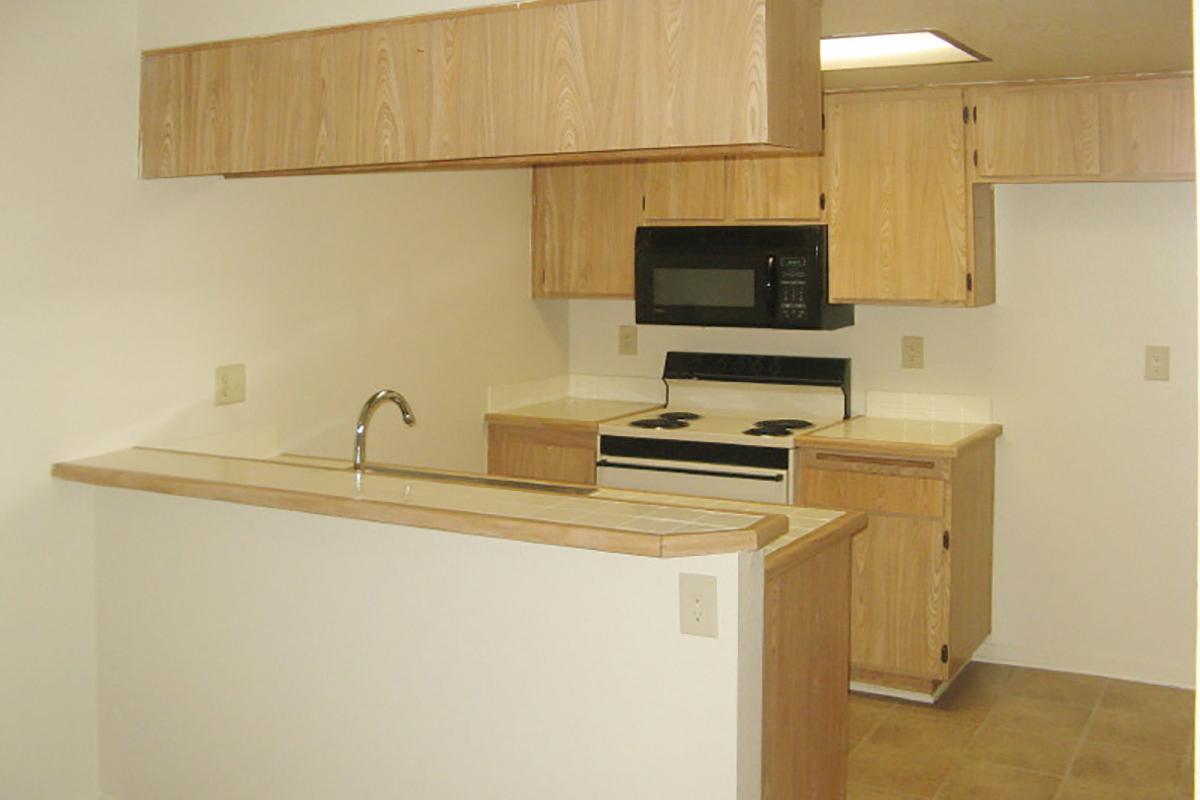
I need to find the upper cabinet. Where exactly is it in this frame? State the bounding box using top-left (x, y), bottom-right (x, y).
top-left (968, 75), bottom-right (1194, 182)
top-left (139, 0), bottom-right (824, 178)
top-left (825, 88), bottom-right (994, 307)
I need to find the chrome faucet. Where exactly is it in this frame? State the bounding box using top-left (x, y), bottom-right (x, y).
top-left (353, 389), bottom-right (416, 472)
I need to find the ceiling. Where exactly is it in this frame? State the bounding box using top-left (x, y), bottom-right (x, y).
top-left (821, 0), bottom-right (1193, 90)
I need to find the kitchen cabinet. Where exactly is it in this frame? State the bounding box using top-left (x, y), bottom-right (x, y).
top-left (797, 434), bottom-right (997, 697)
top-left (968, 75), bottom-right (1195, 181)
top-left (140, 0), bottom-right (823, 178)
top-left (825, 88), bottom-right (995, 306)
top-left (531, 162), bottom-right (643, 298)
top-left (486, 420), bottom-right (598, 485)
top-left (643, 155), bottom-right (824, 223)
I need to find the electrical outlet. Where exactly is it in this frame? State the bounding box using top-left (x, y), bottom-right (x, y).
top-left (618, 325), bottom-right (638, 356)
top-left (1145, 346), bottom-right (1171, 382)
top-left (901, 336), bottom-right (925, 369)
top-left (215, 364), bottom-right (246, 406)
top-left (679, 574), bottom-right (718, 638)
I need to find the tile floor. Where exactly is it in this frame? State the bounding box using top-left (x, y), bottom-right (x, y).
top-left (848, 663), bottom-right (1195, 800)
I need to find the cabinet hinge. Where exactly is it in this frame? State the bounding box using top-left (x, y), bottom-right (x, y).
top-left (821, 112), bottom-right (826, 130)
top-left (641, 195), bottom-right (646, 211)
top-left (966, 274), bottom-right (973, 292)
top-left (962, 106), bottom-right (969, 124)
top-left (973, 150), bottom-right (979, 168)
top-left (973, 105), bottom-right (978, 123)
top-left (943, 530), bottom-right (950, 550)
top-left (819, 192), bottom-right (826, 211)
top-left (941, 644), bottom-right (949, 664)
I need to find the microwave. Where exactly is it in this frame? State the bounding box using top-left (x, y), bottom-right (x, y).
top-left (634, 225), bottom-right (854, 330)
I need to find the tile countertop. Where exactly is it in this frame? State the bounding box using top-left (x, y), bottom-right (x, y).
top-left (484, 397), bottom-right (664, 428)
top-left (797, 416), bottom-right (1003, 457)
top-left (51, 448), bottom-right (864, 560)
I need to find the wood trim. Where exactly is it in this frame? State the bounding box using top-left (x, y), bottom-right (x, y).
top-left (482, 413), bottom-right (598, 434)
top-left (796, 424), bottom-right (1003, 459)
top-left (762, 532), bottom-right (850, 799)
top-left (764, 511), bottom-right (866, 577)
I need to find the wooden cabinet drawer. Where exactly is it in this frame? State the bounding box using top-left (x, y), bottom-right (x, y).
top-left (799, 449), bottom-right (950, 480)
top-left (801, 468), bottom-right (944, 517)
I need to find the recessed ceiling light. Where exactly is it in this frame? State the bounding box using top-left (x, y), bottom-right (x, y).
top-left (821, 31), bottom-right (988, 71)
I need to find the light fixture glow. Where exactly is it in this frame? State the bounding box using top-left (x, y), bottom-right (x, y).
top-left (821, 31), bottom-right (986, 72)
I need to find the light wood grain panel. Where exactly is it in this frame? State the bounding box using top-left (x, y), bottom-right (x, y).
top-left (802, 468), bottom-right (945, 517)
top-left (969, 182), bottom-right (997, 306)
top-left (486, 421), bottom-right (598, 485)
top-left (946, 438), bottom-right (996, 677)
top-left (644, 159), bottom-right (727, 220)
top-left (972, 84), bottom-right (1100, 178)
top-left (825, 89), bottom-right (969, 304)
top-left (140, 48), bottom-right (231, 178)
top-left (765, 0), bottom-right (823, 152)
top-left (799, 449), bottom-right (950, 480)
top-left (763, 534), bottom-right (849, 800)
top-left (726, 154), bottom-right (823, 220)
top-left (849, 514), bottom-right (948, 680)
top-left (532, 162), bottom-right (643, 297)
top-left (1099, 77), bottom-right (1196, 179)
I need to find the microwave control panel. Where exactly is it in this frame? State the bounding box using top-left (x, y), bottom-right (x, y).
top-left (776, 255), bottom-right (813, 321)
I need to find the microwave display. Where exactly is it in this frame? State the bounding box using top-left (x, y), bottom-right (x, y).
top-left (635, 225), bottom-right (854, 331)
top-left (652, 269), bottom-right (756, 308)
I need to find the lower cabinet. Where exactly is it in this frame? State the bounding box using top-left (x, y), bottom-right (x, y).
top-left (486, 420), bottom-right (598, 485)
top-left (798, 437), bottom-right (997, 694)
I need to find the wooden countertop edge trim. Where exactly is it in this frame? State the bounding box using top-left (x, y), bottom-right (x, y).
top-left (765, 512), bottom-right (867, 577)
top-left (796, 424), bottom-right (1003, 457)
top-left (51, 460), bottom-right (787, 559)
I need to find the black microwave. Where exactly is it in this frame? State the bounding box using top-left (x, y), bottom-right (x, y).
top-left (634, 225), bottom-right (854, 330)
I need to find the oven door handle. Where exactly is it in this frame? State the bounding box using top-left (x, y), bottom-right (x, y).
top-left (595, 460), bottom-right (785, 482)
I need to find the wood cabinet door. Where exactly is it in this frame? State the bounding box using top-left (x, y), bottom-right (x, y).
top-left (1100, 78), bottom-right (1196, 179)
top-left (726, 155), bottom-right (823, 221)
top-left (849, 514), bottom-right (949, 680)
top-left (972, 85), bottom-right (1101, 179)
top-left (532, 163), bottom-right (642, 297)
top-left (825, 89), bottom-right (969, 304)
top-left (486, 423), bottom-right (597, 485)
top-left (643, 159), bottom-right (727, 220)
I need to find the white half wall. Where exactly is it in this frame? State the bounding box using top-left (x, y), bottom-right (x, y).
top-left (96, 489), bottom-right (761, 800)
top-left (2, 1), bottom-right (566, 796)
top-left (568, 182), bottom-right (1199, 687)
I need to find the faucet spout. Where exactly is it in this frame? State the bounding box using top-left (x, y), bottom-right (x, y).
top-left (354, 389), bottom-right (417, 472)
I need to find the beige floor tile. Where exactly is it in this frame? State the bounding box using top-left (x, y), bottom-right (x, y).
top-left (1006, 667), bottom-right (1107, 708)
top-left (934, 761), bottom-right (1060, 800)
top-left (851, 699), bottom-right (892, 746)
top-left (1070, 740), bottom-right (1192, 794)
top-left (1102, 680), bottom-right (1196, 717)
top-left (965, 722), bottom-right (1080, 775)
top-left (1087, 705), bottom-right (1195, 755)
top-left (955, 661), bottom-right (1018, 692)
top-left (848, 742), bottom-right (961, 798)
top-left (891, 681), bottom-right (1002, 726)
top-left (987, 694), bottom-right (1093, 740)
top-left (1056, 777), bottom-right (1189, 800)
top-left (848, 784), bottom-right (925, 800)
top-left (867, 713), bottom-right (980, 755)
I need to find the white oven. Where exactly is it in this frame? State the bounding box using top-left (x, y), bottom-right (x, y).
top-left (595, 438), bottom-right (796, 504)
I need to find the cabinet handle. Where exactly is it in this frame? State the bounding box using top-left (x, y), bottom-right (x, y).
top-left (819, 192), bottom-right (826, 211)
top-left (813, 452), bottom-right (936, 470)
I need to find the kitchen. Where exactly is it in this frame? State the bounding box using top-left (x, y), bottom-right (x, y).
top-left (2, 0), bottom-right (1197, 799)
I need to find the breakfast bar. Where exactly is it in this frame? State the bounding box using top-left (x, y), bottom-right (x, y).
top-left (54, 448), bottom-right (864, 800)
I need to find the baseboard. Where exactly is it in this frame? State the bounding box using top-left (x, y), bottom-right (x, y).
top-left (973, 640), bottom-right (1195, 689)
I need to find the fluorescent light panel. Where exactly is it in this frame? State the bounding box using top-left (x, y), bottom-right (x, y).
top-left (821, 31), bottom-right (984, 71)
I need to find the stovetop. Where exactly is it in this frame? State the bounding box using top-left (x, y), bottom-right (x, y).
top-left (599, 408), bottom-right (841, 448)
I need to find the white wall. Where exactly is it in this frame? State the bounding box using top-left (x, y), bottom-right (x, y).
top-left (96, 489), bottom-right (760, 800)
top-left (569, 182), bottom-right (1199, 687)
top-left (1, 1), bottom-right (564, 797)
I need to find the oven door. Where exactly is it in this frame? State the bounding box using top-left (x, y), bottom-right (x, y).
top-left (596, 457), bottom-right (791, 504)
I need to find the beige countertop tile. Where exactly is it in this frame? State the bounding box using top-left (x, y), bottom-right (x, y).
top-left (485, 397), bottom-right (663, 426)
top-left (799, 416), bottom-right (1003, 456)
top-left (52, 447), bottom-right (862, 559)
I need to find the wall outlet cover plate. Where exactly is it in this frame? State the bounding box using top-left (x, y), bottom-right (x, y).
top-left (678, 573), bottom-right (718, 638)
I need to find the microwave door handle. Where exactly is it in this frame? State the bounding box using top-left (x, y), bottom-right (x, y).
top-left (764, 255), bottom-right (777, 311)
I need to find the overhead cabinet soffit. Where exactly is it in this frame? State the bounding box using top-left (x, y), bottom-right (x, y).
top-left (139, 0), bottom-right (824, 178)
